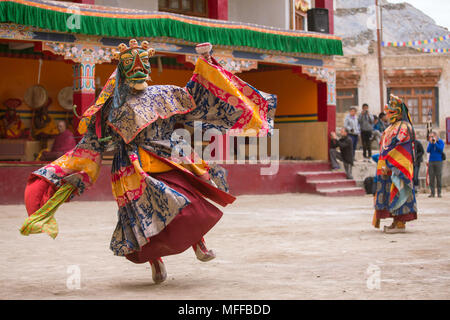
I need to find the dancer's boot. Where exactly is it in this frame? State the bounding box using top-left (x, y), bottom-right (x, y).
top-left (193, 238), bottom-right (216, 262)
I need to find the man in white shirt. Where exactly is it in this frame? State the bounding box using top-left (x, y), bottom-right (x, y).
top-left (344, 106), bottom-right (360, 160)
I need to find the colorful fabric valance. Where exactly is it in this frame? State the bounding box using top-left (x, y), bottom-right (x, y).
top-left (0, 0), bottom-right (343, 56)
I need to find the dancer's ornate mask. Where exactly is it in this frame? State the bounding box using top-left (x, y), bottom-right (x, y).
top-left (384, 94), bottom-right (412, 124)
top-left (384, 94), bottom-right (403, 124)
top-left (114, 39), bottom-right (155, 90)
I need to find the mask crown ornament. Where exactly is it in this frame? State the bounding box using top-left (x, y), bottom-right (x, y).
top-left (129, 39), bottom-right (139, 48)
top-left (113, 39), bottom-right (156, 90)
top-left (388, 94), bottom-right (402, 107)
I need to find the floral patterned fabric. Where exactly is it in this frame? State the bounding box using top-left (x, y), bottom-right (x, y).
top-left (110, 143), bottom-right (191, 256)
top-left (108, 85), bottom-right (196, 144)
top-left (188, 57), bottom-right (277, 136)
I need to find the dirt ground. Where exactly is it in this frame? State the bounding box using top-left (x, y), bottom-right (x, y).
top-left (1, 191), bottom-right (449, 300)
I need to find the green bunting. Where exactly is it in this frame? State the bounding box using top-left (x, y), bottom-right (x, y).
top-left (0, 1), bottom-right (343, 56)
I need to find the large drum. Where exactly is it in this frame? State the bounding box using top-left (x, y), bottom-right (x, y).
top-left (57, 86), bottom-right (74, 111)
top-left (24, 85), bottom-right (48, 109)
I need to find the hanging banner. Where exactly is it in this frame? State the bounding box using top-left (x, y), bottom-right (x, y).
top-left (382, 34), bottom-right (449, 47)
top-left (415, 48), bottom-right (449, 53)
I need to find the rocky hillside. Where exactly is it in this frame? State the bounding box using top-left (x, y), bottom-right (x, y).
top-left (335, 0), bottom-right (449, 55)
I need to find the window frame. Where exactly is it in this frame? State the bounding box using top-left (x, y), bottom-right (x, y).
top-left (336, 88), bottom-right (358, 114)
top-left (389, 87), bottom-right (437, 124)
top-left (158, 0), bottom-right (209, 18)
top-left (291, 0), bottom-right (309, 31)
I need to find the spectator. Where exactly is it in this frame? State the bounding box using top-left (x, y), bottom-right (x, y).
top-left (371, 112), bottom-right (388, 147)
top-left (372, 116), bottom-right (382, 146)
top-left (0, 99), bottom-right (25, 139)
top-left (39, 120), bottom-right (77, 161)
top-left (330, 128), bottom-right (354, 180)
top-left (413, 139), bottom-right (424, 189)
top-left (374, 112), bottom-right (388, 133)
top-left (344, 106), bottom-right (360, 160)
top-left (427, 131), bottom-right (445, 198)
top-left (358, 103), bottom-right (374, 159)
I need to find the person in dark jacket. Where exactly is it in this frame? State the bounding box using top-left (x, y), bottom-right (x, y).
top-left (330, 127), bottom-right (354, 179)
top-left (358, 103), bottom-right (374, 158)
top-left (413, 139), bottom-right (424, 189)
top-left (427, 131), bottom-right (445, 198)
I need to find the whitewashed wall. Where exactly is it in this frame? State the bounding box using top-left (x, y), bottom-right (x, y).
top-left (228, 0), bottom-right (291, 29)
top-left (355, 55), bottom-right (386, 116)
top-left (95, 0), bottom-right (294, 30)
top-left (438, 58), bottom-right (450, 129)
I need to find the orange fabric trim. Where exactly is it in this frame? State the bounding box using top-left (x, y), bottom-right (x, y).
top-left (138, 147), bottom-right (173, 173)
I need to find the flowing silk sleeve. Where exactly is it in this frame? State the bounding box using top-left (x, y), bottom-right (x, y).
top-left (183, 57), bottom-right (277, 137)
top-left (32, 114), bottom-right (106, 196)
top-left (21, 114), bottom-right (109, 239)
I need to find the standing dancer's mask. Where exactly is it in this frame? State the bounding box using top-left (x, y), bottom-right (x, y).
top-left (384, 94), bottom-right (413, 124)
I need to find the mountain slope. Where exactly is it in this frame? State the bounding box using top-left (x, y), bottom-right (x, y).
top-left (335, 0), bottom-right (449, 55)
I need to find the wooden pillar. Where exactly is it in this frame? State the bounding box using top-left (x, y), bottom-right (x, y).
top-left (73, 62), bottom-right (96, 137)
top-left (317, 72), bottom-right (337, 158)
top-left (314, 0), bottom-right (334, 34)
top-left (208, 0), bottom-right (228, 20)
top-left (317, 82), bottom-right (329, 123)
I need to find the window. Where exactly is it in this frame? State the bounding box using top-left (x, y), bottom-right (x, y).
top-left (159, 0), bottom-right (208, 17)
top-left (295, 12), bottom-right (306, 30)
top-left (390, 87), bottom-right (436, 124)
top-left (337, 88), bottom-right (358, 114)
top-left (292, 0), bottom-right (310, 30)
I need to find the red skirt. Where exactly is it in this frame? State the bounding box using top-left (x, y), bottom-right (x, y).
top-left (375, 210), bottom-right (417, 222)
top-left (125, 170), bottom-right (223, 264)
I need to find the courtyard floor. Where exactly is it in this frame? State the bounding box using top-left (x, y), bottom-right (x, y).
top-left (1, 192), bottom-right (449, 300)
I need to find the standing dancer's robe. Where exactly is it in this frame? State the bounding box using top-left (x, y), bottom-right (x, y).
top-left (373, 95), bottom-right (417, 229)
top-left (20, 42), bottom-right (277, 265)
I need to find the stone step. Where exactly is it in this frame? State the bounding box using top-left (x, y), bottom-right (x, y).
top-left (317, 186), bottom-right (367, 197)
top-left (309, 179), bottom-right (357, 190)
top-left (297, 170), bottom-right (366, 196)
top-left (297, 171), bottom-right (347, 182)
